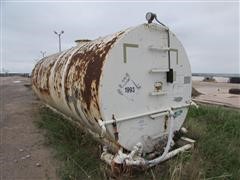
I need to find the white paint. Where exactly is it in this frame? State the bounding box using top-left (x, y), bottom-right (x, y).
top-left (100, 23), bottom-right (191, 153)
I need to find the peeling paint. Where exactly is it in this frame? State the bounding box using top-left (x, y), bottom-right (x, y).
top-left (32, 30), bottom-right (126, 136)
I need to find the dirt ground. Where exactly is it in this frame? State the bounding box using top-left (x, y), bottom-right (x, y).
top-left (193, 80), bottom-right (240, 109)
top-left (0, 76), bottom-right (58, 180)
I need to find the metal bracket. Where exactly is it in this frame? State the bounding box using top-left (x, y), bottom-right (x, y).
top-left (149, 91), bottom-right (166, 96)
top-left (150, 111), bottom-right (169, 119)
top-left (148, 46), bottom-right (179, 65)
top-left (149, 68), bottom-right (169, 73)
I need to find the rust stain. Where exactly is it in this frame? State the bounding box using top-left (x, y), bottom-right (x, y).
top-left (53, 50), bottom-right (70, 98)
top-left (32, 59), bottom-right (44, 87)
top-left (32, 30), bottom-right (125, 134)
top-left (82, 33), bottom-right (124, 110)
top-left (164, 115), bottom-right (168, 131)
top-left (32, 53), bottom-right (60, 97)
top-left (64, 31), bottom-right (125, 124)
top-left (112, 114), bottom-right (119, 142)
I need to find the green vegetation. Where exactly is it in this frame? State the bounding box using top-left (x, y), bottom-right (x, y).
top-left (36, 105), bottom-right (240, 180)
top-left (37, 107), bottom-right (104, 180)
top-left (184, 106), bottom-right (240, 179)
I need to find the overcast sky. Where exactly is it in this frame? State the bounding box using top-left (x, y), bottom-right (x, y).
top-left (1, 1), bottom-right (239, 73)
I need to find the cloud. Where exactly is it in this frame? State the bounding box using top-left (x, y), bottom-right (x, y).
top-left (1, 1), bottom-right (239, 73)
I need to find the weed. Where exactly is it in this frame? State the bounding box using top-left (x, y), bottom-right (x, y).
top-left (36, 105), bottom-right (240, 180)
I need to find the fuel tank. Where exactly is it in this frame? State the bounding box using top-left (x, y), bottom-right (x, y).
top-left (32, 23), bottom-right (192, 153)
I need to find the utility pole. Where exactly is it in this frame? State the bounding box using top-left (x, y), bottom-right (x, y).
top-left (40, 51), bottom-right (46, 58)
top-left (54, 30), bottom-right (64, 52)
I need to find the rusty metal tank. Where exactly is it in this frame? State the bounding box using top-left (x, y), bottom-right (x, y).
top-left (32, 23), bottom-right (192, 153)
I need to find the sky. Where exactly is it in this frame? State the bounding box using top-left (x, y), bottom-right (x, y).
top-left (0, 1), bottom-right (239, 73)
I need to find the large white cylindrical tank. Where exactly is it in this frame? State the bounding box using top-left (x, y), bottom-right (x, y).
top-left (32, 23), bottom-right (191, 153)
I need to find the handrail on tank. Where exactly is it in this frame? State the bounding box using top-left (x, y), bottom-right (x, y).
top-left (98, 101), bottom-right (197, 137)
top-left (100, 103), bottom-right (191, 126)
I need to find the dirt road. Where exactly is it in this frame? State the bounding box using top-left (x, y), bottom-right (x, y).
top-left (0, 76), bottom-right (58, 180)
top-left (193, 81), bottom-right (240, 109)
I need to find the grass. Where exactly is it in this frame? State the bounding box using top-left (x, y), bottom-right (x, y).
top-left (36, 105), bottom-right (240, 180)
top-left (36, 107), bottom-right (105, 180)
top-left (185, 106), bottom-right (240, 179)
